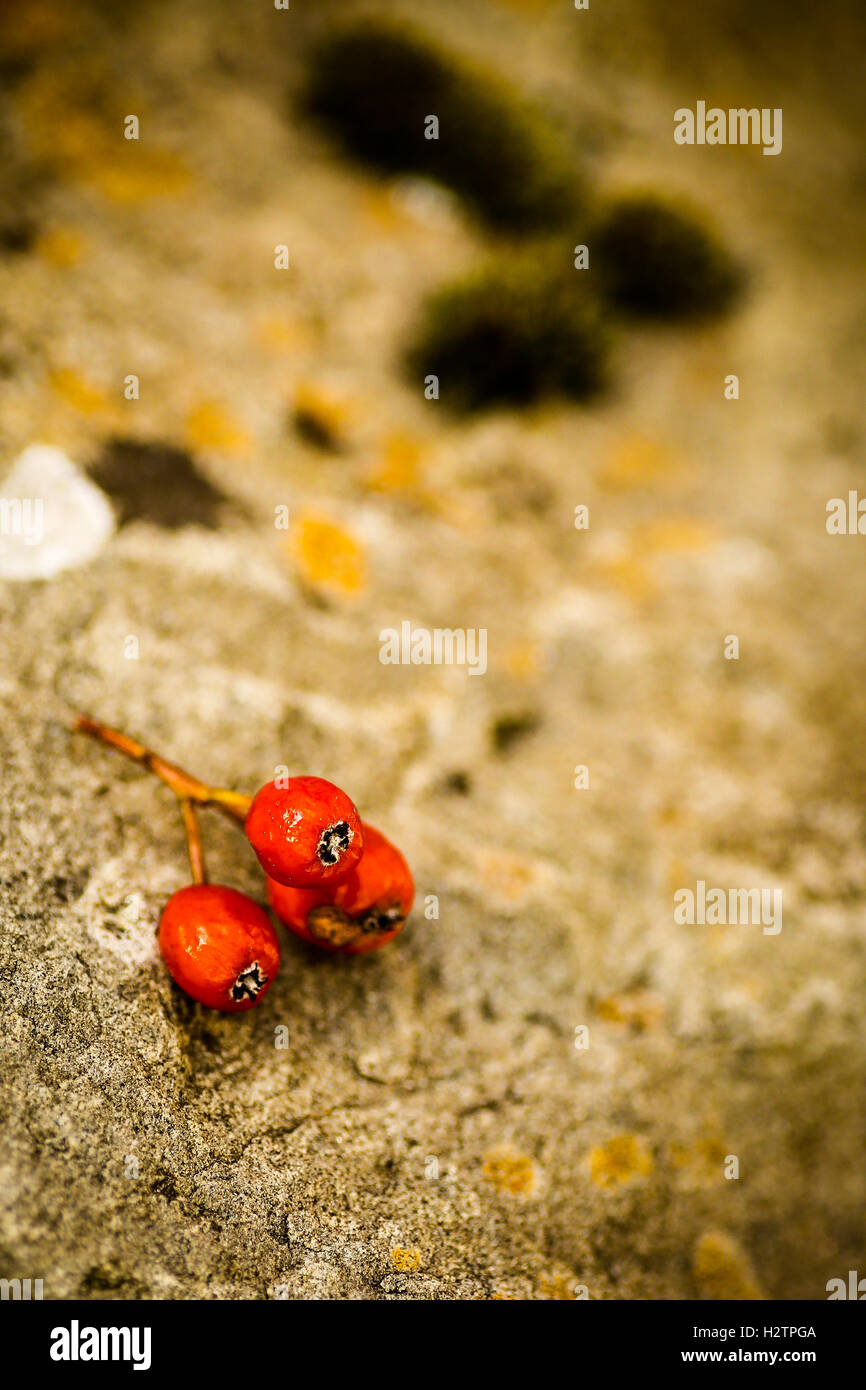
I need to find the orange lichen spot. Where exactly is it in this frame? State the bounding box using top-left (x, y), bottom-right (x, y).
top-left (288, 514), bottom-right (368, 600)
top-left (17, 68), bottom-right (190, 201)
top-left (599, 435), bottom-right (682, 493)
top-left (390, 1247), bottom-right (422, 1273)
top-left (477, 850), bottom-right (539, 905)
top-left (34, 228), bottom-right (84, 267)
top-left (185, 401), bottom-right (250, 455)
top-left (49, 368), bottom-right (110, 415)
top-left (502, 641), bottom-right (542, 682)
top-left (596, 990), bottom-right (665, 1031)
top-left (253, 317), bottom-right (313, 355)
top-left (1, 1), bottom-right (72, 52)
top-left (593, 552), bottom-right (655, 601)
top-left (537, 1272), bottom-right (578, 1300)
top-left (482, 1146), bottom-right (540, 1199)
top-left (365, 432), bottom-right (438, 510)
top-left (88, 146), bottom-right (191, 203)
top-left (592, 516), bottom-right (715, 601)
top-left (670, 1132), bottom-right (730, 1184)
top-left (693, 1231), bottom-right (764, 1301)
top-left (497, 0), bottom-right (558, 12)
top-left (589, 1134), bottom-right (654, 1189)
top-left (666, 858), bottom-right (690, 895)
top-left (367, 432), bottom-right (422, 492)
top-left (361, 186), bottom-right (414, 234)
top-left (643, 517), bottom-right (716, 554)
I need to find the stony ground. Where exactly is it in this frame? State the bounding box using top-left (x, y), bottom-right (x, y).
top-left (0, 0), bottom-right (864, 1299)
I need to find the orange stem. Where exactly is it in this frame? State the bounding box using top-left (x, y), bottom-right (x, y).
top-left (73, 714), bottom-right (252, 824)
top-left (180, 799), bottom-right (208, 884)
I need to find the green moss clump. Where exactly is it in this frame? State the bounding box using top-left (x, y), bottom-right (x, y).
top-left (404, 256), bottom-right (609, 412)
top-left (592, 194), bottom-right (744, 322)
top-left (302, 19), bottom-right (581, 233)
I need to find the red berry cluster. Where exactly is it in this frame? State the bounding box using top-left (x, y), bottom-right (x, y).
top-left (74, 716), bottom-right (414, 1012)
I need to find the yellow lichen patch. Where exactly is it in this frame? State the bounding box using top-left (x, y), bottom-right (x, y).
top-left (49, 368), bottom-right (110, 416)
top-left (592, 552), bottom-right (656, 602)
top-left (598, 435), bottom-right (683, 493)
top-left (476, 849), bottom-right (545, 906)
top-left (670, 1131), bottom-right (730, 1186)
top-left (537, 1272), bottom-right (579, 1300)
top-left (666, 858), bottom-right (691, 895)
top-left (497, 0), bottom-right (559, 12)
top-left (591, 517), bottom-right (715, 601)
top-left (0, 1), bottom-right (73, 53)
top-left (482, 1146), bottom-right (541, 1199)
top-left (361, 185), bottom-right (416, 234)
top-left (293, 381), bottom-right (354, 451)
top-left (17, 66), bottom-right (191, 202)
top-left (288, 514), bottom-right (368, 600)
top-left (365, 432), bottom-right (438, 510)
top-left (34, 228), bottom-right (85, 267)
top-left (642, 517), bottom-right (716, 554)
top-left (390, 1247), bottom-right (422, 1273)
top-left (501, 641), bottom-right (542, 682)
top-left (589, 1134), bottom-right (654, 1189)
top-left (596, 990), bottom-right (665, 1031)
top-left (87, 146), bottom-right (192, 203)
top-left (367, 432), bottom-right (422, 491)
top-left (185, 401), bottom-right (250, 455)
top-left (253, 317), bottom-right (314, 355)
top-left (693, 1231), bottom-right (764, 1300)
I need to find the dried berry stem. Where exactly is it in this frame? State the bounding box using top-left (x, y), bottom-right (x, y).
top-left (181, 799), bottom-right (207, 884)
top-left (72, 714), bottom-right (253, 823)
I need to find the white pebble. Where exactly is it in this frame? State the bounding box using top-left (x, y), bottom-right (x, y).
top-left (0, 443), bottom-right (115, 581)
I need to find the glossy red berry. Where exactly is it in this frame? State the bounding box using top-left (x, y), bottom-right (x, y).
top-left (245, 775), bottom-right (364, 889)
top-left (267, 823), bottom-right (414, 954)
top-left (158, 884), bottom-right (280, 1012)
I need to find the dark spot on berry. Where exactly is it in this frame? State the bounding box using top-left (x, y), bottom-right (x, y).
top-left (443, 769), bottom-right (472, 796)
top-left (89, 436), bottom-right (239, 530)
top-left (316, 819), bottom-right (352, 866)
top-left (231, 960), bottom-right (267, 1002)
top-left (359, 904), bottom-right (404, 935)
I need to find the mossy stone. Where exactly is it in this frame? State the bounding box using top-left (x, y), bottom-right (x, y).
top-left (591, 193), bottom-right (744, 322)
top-left (302, 19), bottom-right (581, 233)
top-left (405, 255), bottom-right (609, 411)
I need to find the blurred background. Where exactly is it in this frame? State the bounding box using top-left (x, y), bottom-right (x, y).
top-left (0, 0), bottom-right (864, 1299)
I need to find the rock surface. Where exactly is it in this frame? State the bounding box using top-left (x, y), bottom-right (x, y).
top-left (0, 0), bottom-right (864, 1299)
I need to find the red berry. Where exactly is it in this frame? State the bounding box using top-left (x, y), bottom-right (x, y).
top-left (158, 884), bottom-right (280, 1012)
top-left (245, 775), bottom-right (364, 888)
top-left (267, 823), bottom-right (414, 954)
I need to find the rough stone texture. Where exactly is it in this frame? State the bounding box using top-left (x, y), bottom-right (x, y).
top-left (1, 0), bottom-right (865, 1299)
